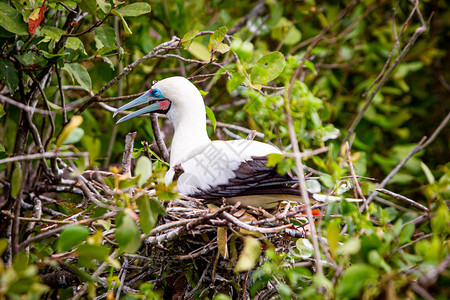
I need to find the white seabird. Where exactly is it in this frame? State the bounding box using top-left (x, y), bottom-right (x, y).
top-left (114, 76), bottom-right (356, 208)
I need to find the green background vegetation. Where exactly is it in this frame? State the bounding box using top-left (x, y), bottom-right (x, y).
top-left (0, 0), bottom-right (448, 299)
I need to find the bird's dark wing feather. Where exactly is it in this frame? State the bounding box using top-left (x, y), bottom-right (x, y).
top-left (190, 156), bottom-right (302, 199)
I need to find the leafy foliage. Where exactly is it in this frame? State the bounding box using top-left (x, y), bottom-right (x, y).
top-left (0, 0), bottom-right (448, 299)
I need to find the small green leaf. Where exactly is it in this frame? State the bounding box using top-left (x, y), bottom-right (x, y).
top-left (208, 26), bottom-right (228, 52)
top-left (266, 153), bottom-right (284, 167)
top-left (250, 52), bottom-right (286, 85)
top-left (74, 0), bottom-right (96, 14)
top-left (115, 211), bottom-right (141, 253)
top-left (0, 3), bottom-right (28, 36)
top-left (111, 9), bottom-right (132, 34)
top-left (205, 105), bottom-right (216, 130)
top-left (420, 161), bottom-right (435, 184)
top-left (135, 156), bottom-right (152, 187)
top-left (56, 115), bottom-right (83, 147)
top-left (399, 223), bottom-right (415, 245)
top-left (336, 264), bottom-right (378, 299)
top-left (77, 244), bottom-right (110, 269)
top-left (97, 0), bottom-right (111, 13)
top-left (58, 225), bottom-right (90, 252)
top-left (226, 72), bottom-right (245, 93)
top-left (63, 63), bottom-right (92, 91)
top-left (188, 41), bottom-right (211, 62)
top-left (11, 162), bottom-right (22, 198)
top-left (235, 237), bottom-right (261, 272)
top-left (0, 59), bottom-right (19, 95)
top-left (304, 60), bottom-right (317, 75)
top-left (136, 195), bottom-right (164, 235)
top-left (66, 37), bottom-right (83, 49)
top-left (181, 30), bottom-right (199, 49)
top-left (117, 3), bottom-right (151, 17)
top-left (0, 104), bottom-right (4, 118)
top-left (94, 25), bottom-right (116, 48)
top-left (62, 127), bottom-right (84, 145)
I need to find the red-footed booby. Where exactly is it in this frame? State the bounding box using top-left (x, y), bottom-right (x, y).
top-left (114, 76), bottom-right (356, 208)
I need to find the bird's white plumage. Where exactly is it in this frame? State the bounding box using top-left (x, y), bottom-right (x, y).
top-left (116, 76), bottom-right (361, 207)
top-left (165, 140), bottom-right (281, 195)
top-left (150, 77), bottom-right (282, 196)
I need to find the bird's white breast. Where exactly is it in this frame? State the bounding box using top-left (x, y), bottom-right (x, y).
top-left (165, 140), bottom-right (281, 195)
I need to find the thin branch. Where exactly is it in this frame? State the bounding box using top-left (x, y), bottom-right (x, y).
top-left (121, 132), bottom-right (137, 177)
top-left (0, 94), bottom-right (55, 115)
top-left (150, 114), bottom-right (170, 162)
top-left (0, 152), bottom-right (88, 165)
top-left (342, 1), bottom-right (428, 146)
top-left (376, 188), bottom-right (428, 212)
top-left (365, 111), bottom-right (449, 209)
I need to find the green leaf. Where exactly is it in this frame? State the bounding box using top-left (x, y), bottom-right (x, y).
top-left (0, 104), bottom-right (5, 118)
top-left (77, 244), bottom-right (110, 269)
top-left (188, 41), bottom-right (211, 62)
top-left (66, 37), bottom-right (83, 50)
top-left (226, 72), bottom-right (245, 93)
top-left (399, 223), bottom-right (415, 245)
top-left (115, 211), bottom-right (141, 253)
top-left (135, 156), bottom-right (152, 187)
top-left (271, 17), bottom-right (301, 45)
top-left (0, 59), bottom-right (19, 95)
top-left (336, 264), bottom-right (378, 299)
top-left (205, 105), bottom-right (216, 130)
top-left (136, 195), bottom-right (164, 235)
top-left (181, 30), bottom-right (199, 49)
top-left (11, 162), bottom-right (22, 198)
top-left (94, 25), bottom-right (116, 48)
top-left (304, 60), bottom-right (317, 75)
top-left (235, 237), bottom-right (261, 272)
top-left (58, 225), bottom-right (90, 252)
top-left (266, 153), bottom-right (284, 167)
top-left (56, 115), bottom-right (83, 147)
top-left (208, 26), bottom-right (228, 52)
top-left (0, 3), bottom-right (28, 36)
top-left (250, 52), bottom-right (286, 85)
top-left (420, 161), bottom-right (435, 184)
top-left (63, 127), bottom-right (84, 145)
top-left (74, 0), bottom-right (97, 14)
top-left (97, 0), bottom-right (111, 13)
top-left (111, 9), bottom-right (132, 34)
top-left (117, 3), bottom-right (151, 17)
top-left (63, 63), bottom-right (92, 91)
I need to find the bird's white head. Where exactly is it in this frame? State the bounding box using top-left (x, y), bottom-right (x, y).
top-left (113, 76), bottom-right (205, 128)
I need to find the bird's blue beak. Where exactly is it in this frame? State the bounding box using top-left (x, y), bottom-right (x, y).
top-left (113, 90), bottom-right (171, 124)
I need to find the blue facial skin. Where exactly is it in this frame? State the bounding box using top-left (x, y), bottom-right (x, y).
top-left (150, 89), bottom-right (163, 98)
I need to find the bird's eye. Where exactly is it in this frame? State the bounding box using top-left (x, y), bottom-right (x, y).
top-left (151, 89), bottom-right (162, 98)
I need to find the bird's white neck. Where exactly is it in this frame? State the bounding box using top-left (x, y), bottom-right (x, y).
top-left (166, 100), bottom-right (211, 166)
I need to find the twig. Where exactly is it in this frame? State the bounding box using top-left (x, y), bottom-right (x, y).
top-left (0, 94), bottom-right (55, 115)
top-left (121, 132), bottom-right (137, 176)
top-left (346, 142), bottom-right (367, 210)
top-left (376, 188), bottom-right (428, 212)
top-left (342, 1), bottom-right (428, 146)
top-left (365, 111), bottom-right (449, 209)
top-left (0, 151), bottom-right (88, 165)
top-left (150, 114), bottom-right (170, 162)
top-left (284, 95), bottom-right (323, 276)
top-left (221, 211), bottom-right (293, 234)
top-left (17, 211), bottom-right (116, 252)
